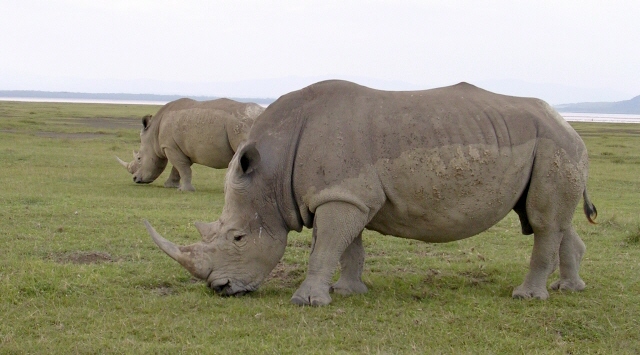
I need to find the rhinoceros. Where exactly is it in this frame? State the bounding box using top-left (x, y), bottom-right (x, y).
top-left (117, 98), bottom-right (265, 191)
top-left (145, 80), bottom-right (597, 306)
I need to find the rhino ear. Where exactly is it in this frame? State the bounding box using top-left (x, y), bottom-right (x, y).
top-left (237, 141), bottom-right (261, 175)
top-left (142, 114), bottom-right (152, 131)
top-left (194, 221), bottom-right (220, 241)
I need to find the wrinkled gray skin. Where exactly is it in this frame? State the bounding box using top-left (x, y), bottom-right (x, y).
top-left (146, 80), bottom-right (597, 306)
top-left (117, 98), bottom-right (265, 191)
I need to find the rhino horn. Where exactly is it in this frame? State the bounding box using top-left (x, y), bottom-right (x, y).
top-left (144, 220), bottom-right (213, 280)
top-left (115, 155), bottom-right (135, 174)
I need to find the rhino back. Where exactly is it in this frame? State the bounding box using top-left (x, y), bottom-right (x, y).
top-left (251, 80), bottom-right (586, 241)
top-left (157, 99), bottom-right (259, 168)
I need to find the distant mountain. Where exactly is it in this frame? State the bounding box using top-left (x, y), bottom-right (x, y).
top-left (555, 95), bottom-right (640, 114)
top-left (0, 90), bottom-right (275, 105)
top-left (0, 75), bottom-right (419, 103)
top-left (476, 79), bottom-right (629, 106)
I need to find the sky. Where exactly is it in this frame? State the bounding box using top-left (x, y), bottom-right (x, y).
top-left (1, 0), bottom-right (639, 104)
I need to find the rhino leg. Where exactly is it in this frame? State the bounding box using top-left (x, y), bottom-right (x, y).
top-left (291, 202), bottom-right (369, 306)
top-left (512, 230), bottom-right (560, 300)
top-left (550, 228), bottom-right (586, 292)
top-left (512, 146), bottom-right (586, 299)
top-left (163, 166), bottom-right (181, 188)
top-left (164, 148), bottom-right (195, 191)
top-left (331, 232), bottom-right (368, 295)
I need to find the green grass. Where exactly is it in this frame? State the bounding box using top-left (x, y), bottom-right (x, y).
top-left (1, 102), bottom-right (639, 353)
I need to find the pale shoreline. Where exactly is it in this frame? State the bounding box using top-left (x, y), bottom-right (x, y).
top-left (0, 96), bottom-right (167, 106)
top-left (557, 112), bottom-right (640, 124)
top-left (1, 97), bottom-right (639, 123)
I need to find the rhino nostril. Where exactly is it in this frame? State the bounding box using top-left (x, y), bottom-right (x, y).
top-left (211, 280), bottom-right (231, 294)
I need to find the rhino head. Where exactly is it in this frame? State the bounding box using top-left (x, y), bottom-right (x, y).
top-left (116, 114), bottom-right (168, 184)
top-left (116, 150), bottom-right (140, 174)
top-left (145, 142), bottom-right (288, 295)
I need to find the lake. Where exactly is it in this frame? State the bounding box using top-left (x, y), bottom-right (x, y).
top-left (559, 112), bottom-right (640, 124)
top-left (1, 97), bottom-right (639, 123)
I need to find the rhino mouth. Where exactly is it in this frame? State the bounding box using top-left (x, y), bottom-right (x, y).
top-left (208, 279), bottom-right (253, 297)
top-left (133, 176), bottom-right (152, 184)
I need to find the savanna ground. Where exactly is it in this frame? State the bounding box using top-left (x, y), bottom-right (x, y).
top-left (1, 101), bottom-right (639, 354)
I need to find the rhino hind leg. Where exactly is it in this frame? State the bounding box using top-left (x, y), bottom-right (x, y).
top-left (331, 232), bottom-right (368, 296)
top-left (291, 202), bottom-right (369, 306)
top-left (512, 229), bottom-right (560, 300)
top-left (550, 227), bottom-right (586, 292)
top-left (163, 166), bottom-right (181, 188)
top-left (512, 147), bottom-right (587, 300)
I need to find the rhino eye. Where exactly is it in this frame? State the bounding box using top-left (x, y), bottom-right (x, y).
top-left (233, 235), bottom-right (245, 242)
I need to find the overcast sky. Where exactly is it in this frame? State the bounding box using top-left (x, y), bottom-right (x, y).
top-left (1, 1), bottom-right (638, 103)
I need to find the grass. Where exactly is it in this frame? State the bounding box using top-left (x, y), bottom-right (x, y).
top-left (1, 102), bottom-right (640, 353)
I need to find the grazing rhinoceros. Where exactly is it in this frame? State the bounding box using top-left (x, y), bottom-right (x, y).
top-left (117, 98), bottom-right (265, 191)
top-left (145, 80), bottom-right (597, 306)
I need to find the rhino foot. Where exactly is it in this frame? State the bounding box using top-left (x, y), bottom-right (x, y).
top-left (512, 284), bottom-right (549, 300)
top-left (291, 281), bottom-right (332, 306)
top-left (164, 180), bottom-right (180, 188)
top-left (331, 279), bottom-right (368, 296)
top-left (550, 278), bottom-right (585, 292)
top-left (178, 184), bottom-right (195, 192)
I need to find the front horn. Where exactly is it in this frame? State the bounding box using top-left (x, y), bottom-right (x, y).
top-left (115, 155), bottom-right (130, 169)
top-left (144, 220), bottom-right (213, 280)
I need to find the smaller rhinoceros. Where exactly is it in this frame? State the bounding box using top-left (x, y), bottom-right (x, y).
top-left (116, 98), bottom-right (265, 191)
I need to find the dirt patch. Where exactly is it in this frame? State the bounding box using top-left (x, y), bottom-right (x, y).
top-left (265, 262), bottom-right (304, 288)
top-left (35, 131), bottom-right (110, 139)
top-left (52, 251), bottom-right (113, 264)
top-left (152, 286), bottom-right (175, 296)
top-left (1, 115), bottom-right (140, 139)
top-left (72, 117), bottom-right (141, 130)
top-left (458, 270), bottom-right (494, 287)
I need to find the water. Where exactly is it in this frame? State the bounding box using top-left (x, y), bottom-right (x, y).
top-left (559, 112), bottom-right (640, 124)
top-left (1, 97), bottom-right (639, 123)
top-left (0, 97), bottom-right (167, 106)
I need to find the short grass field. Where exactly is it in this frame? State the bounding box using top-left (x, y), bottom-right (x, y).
top-left (1, 101), bottom-right (639, 354)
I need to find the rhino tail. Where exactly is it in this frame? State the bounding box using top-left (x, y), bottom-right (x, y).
top-left (583, 189), bottom-right (598, 224)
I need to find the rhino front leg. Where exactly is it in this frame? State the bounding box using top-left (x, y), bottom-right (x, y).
top-left (291, 202), bottom-right (368, 306)
top-left (163, 166), bottom-right (181, 188)
top-left (164, 148), bottom-right (195, 191)
top-left (331, 232), bottom-right (368, 296)
top-left (550, 228), bottom-right (586, 292)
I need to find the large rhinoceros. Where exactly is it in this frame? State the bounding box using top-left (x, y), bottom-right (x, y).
top-left (117, 98), bottom-right (265, 191)
top-left (145, 80), bottom-right (597, 306)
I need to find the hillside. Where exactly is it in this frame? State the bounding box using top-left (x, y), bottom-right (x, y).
top-left (555, 95), bottom-right (640, 114)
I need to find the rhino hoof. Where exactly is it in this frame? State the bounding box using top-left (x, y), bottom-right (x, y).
top-left (512, 285), bottom-right (549, 300)
top-left (164, 181), bottom-right (180, 188)
top-left (291, 282), bottom-right (332, 306)
top-left (550, 279), bottom-right (585, 292)
top-left (331, 279), bottom-right (368, 296)
top-left (178, 185), bottom-right (195, 192)
top-left (290, 294), bottom-right (332, 306)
